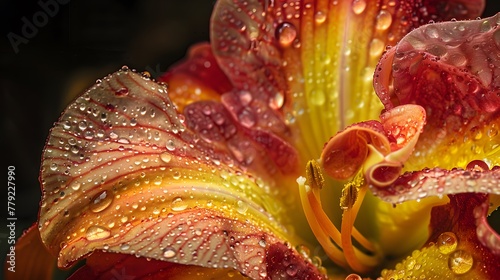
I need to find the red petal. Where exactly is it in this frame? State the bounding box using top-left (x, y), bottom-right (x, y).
top-left (427, 194), bottom-right (500, 277)
top-left (68, 251), bottom-right (248, 280)
top-left (370, 165), bottom-right (500, 203)
top-left (374, 13), bottom-right (500, 170)
top-left (158, 43), bottom-right (232, 111)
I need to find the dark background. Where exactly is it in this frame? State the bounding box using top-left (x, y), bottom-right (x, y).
top-left (1, 0), bottom-right (500, 277)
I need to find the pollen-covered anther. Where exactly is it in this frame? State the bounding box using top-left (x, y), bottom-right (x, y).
top-left (340, 185), bottom-right (358, 210)
top-left (306, 160), bottom-right (325, 190)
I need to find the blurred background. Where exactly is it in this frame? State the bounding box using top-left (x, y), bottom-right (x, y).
top-left (1, 0), bottom-right (500, 277)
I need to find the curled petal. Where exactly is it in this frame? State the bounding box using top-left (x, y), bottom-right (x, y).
top-left (321, 104), bottom-right (425, 186)
top-left (370, 164), bottom-right (500, 204)
top-left (39, 70), bottom-right (323, 279)
top-left (374, 13), bottom-right (500, 171)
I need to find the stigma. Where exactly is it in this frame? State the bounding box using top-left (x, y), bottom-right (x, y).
top-left (298, 160), bottom-right (381, 273)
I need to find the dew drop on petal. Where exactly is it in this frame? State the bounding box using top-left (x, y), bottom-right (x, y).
top-left (352, 0), bottom-right (366, 15)
top-left (115, 88), bottom-right (129, 96)
top-left (437, 232), bottom-right (458, 254)
top-left (286, 264), bottom-right (298, 276)
top-left (120, 244), bottom-right (130, 251)
top-left (163, 247), bottom-right (177, 258)
top-left (275, 22), bottom-right (297, 47)
top-left (448, 250), bottom-right (473, 274)
top-left (236, 200), bottom-right (248, 214)
top-left (85, 225), bottom-right (111, 241)
top-left (70, 181), bottom-right (81, 191)
top-left (376, 10), bottom-right (392, 30)
top-left (90, 190), bottom-right (113, 213)
top-left (171, 197), bottom-right (188, 211)
top-left (166, 139), bottom-right (176, 151)
top-left (314, 11), bottom-right (326, 24)
top-left (160, 153), bottom-right (172, 164)
top-left (369, 38), bottom-right (385, 57)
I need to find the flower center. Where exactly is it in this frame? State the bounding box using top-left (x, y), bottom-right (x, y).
top-left (298, 160), bottom-right (381, 273)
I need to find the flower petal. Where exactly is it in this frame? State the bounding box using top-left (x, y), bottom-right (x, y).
top-left (39, 69), bottom-right (324, 279)
top-left (4, 224), bottom-right (57, 280)
top-left (210, 0), bottom-right (485, 161)
top-left (321, 104), bottom-right (425, 186)
top-left (68, 251), bottom-right (248, 280)
top-left (158, 43), bottom-right (232, 111)
top-left (374, 12), bottom-right (500, 171)
top-left (370, 163), bottom-right (500, 204)
top-left (378, 194), bottom-right (500, 279)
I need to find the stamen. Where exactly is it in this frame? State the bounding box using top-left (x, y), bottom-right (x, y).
top-left (298, 161), bottom-right (380, 273)
top-left (341, 185), bottom-right (379, 273)
top-left (297, 176), bottom-right (348, 267)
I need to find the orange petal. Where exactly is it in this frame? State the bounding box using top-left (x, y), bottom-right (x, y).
top-left (39, 69), bottom-right (324, 279)
top-left (4, 224), bottom-right (57, 280)
top-left (321, 104), bottom-right (425, 186)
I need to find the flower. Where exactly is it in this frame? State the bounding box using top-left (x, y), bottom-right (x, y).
top-left (7, 0), bottom-right (500, 279)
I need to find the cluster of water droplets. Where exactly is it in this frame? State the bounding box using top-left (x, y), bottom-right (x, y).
top-left (380, 231), bottom-right (474, 279)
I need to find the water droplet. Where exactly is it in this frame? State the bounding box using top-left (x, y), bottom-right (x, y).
top-left (314, 11), bottom-right (326, 24)
top-left (238, 109), bottom-right (256, 128)
top-left (352, 0), bottom-right (366, 15)
top-left (142, 71), bottom-right (151, 79)
top-left (369, 38), bottom-right (385, 57)
top-left (166, 139), bottom-right (176, 151)
top-left (90, 190), bottom-right (113, 213)
top-left (236, 200), bottom-right (248, 214)
top-left (171, 197), bottom-right (188, 211)
top-left (160, 153), bottom-right (172, 163)
top-left (448, 250), bottom-right (473, 274)
top-left (62, 121), bottom-right (71, 130)
top-left (70, 181), bottom-right (81, 191)
top-left (275, 22), bottom-right (297, 47)
top-left (86, 225), bottom-right (111, 241)
top-left (121, 65), bottom-right (129, 71)
top-left (286, 264), bottom-right (298, 276)
top-left (258, 239), bottom-right (266, 247)
top-left (172, 171), bottom-right (181, 180)
top-left (437, 232), bottom-right (458, 254)
top-left (120, 243), bottom-right (130, 251)
top-left (376, 10), bottom-right (392, 30)
top-left (50, 163), bottom-right (58, 171)
top-left (115, 88), bottom-right (129, 96)
top-left (163, 247), bottom-right (177, 258)
top-left (78, 121), bottom-right (88, 131)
